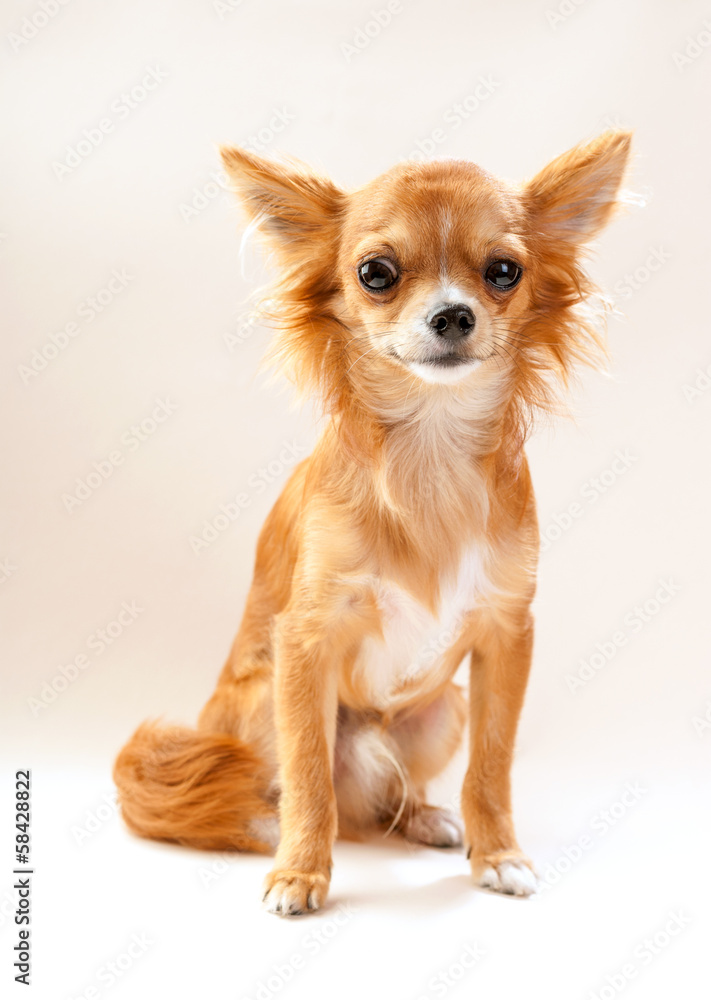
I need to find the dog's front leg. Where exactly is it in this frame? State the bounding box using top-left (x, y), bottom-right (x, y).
top-left (262, 611), bottom-right (339, 916)
top-left (461, 610), bottom-right (539, 897)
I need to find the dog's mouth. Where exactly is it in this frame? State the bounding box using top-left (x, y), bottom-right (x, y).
top-left (388, 348), bottom-right (484, 368)
top-left (389, 349), bottom-right (489, 369)
top-left (385, 347), bottom-right (496, 384)
top-left (419, 354), bottom-right (473, 368)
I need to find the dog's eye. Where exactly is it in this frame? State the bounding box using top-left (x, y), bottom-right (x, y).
top-left (358, 258), bottom-right (398, 291)
top-left (485, 260), bottom-right (522, 289)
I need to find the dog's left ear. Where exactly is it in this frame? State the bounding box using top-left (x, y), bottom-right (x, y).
top-left (524, 130), bottom-right (633, 244)
top-left (219, 146), bottom-right (345, 255)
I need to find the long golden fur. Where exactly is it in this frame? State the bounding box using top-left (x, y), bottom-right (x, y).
top-left (114, 131), bottom-right (632, 914)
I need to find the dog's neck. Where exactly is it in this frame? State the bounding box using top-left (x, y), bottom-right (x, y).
top-left (334, 368), bottom-right (523, 569)
top-left (311, 367), bottom-right (529, 608)
top-left (364, 364), bottom-right (516, 492)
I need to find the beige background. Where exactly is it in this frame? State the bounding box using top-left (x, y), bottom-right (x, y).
top-left (1, 0), bottom-right (710, 998)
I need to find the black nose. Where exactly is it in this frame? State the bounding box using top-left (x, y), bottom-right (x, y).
top-left (428, 303), bottom-right (476, 340)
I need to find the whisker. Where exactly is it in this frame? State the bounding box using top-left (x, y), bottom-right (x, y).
top-left (490, 336), bottom-right (526, 378)
top-left (346, 344), bottom-right (381, 374)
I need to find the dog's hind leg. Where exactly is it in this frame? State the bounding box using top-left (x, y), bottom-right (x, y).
top-left (333, 684), bottom-right (467, 846)
top-left (386, 683), bottom-right (467, 846)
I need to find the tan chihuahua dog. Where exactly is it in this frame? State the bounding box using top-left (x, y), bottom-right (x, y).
top-left (115, 131), bottom-right (632, 915)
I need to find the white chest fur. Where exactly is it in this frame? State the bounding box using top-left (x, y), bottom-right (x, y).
top-left (353, 545), bottom-right (490, 709)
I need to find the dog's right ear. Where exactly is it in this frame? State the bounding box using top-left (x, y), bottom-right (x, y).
top-left (219, 146), bottom-right (345, 253)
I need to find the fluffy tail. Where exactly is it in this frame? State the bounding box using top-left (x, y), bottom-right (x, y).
top-left (113, 721), bottom-right (277, 853)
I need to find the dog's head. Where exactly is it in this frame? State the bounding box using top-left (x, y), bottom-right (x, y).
top-left (220, 133), bottom-right (631, 425)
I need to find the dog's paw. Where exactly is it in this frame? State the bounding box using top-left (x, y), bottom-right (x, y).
top-left (262, 869), bottom-right (330, 916)
top-left (403, 806), bottom-right (464, 848)
top-left (471, 853), bottom-right (538, 897)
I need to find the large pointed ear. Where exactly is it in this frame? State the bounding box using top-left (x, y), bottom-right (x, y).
top-left (524, 130), bottom-right (633, 243)
top-left (219, 146), bottom-right (345, 254)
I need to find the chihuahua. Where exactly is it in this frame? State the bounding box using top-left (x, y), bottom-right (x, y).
top-left (114, 131), bottom-right (632, 915)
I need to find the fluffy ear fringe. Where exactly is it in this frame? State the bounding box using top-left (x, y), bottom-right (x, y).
top-left (219, 146), bottom-right (354, 428)
top-left (502, 130), bottom-right (635, 442)
top-left (218, 145), bottom-right (345, 252)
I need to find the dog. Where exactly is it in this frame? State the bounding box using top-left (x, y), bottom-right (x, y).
top-left (114, 130), bottom-right (632, 915)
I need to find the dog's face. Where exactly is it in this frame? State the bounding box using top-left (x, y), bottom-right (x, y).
top-left (220, 132), bottom-right (631, 406)
top-left (336, 162), bottom-right (533, 385)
